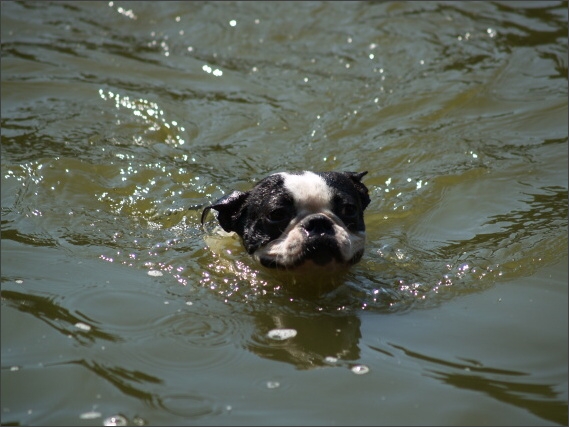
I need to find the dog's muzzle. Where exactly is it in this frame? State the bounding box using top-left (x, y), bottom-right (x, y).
top-left (256, 213), bottom-right (365, 270)
top-left (299, 215), bottom-right (343, 265)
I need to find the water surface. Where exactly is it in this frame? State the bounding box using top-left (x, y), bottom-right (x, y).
top-left (1, 1), bottom-right (567, 425)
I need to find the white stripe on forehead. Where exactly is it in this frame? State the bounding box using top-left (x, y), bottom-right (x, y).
top-left (280, 171), bottom-right (332, 210)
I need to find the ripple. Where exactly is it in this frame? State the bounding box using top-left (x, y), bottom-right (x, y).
top-left (66, 286), bottom-right (173, 337)
top-left (118, 308), bottom-right (247, 371)
top-left (155, 307), bottom-right (246, 347)
top-left (155, 393), bottom-right (222, 419)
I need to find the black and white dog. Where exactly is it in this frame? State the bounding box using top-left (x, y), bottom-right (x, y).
top-left (201, 171), bottom-right (370, 272)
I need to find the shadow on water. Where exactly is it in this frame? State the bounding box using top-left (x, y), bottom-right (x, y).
top-left (0, 287), bottom-right (222, 422)
top-left (78, 360), bottom-right (162, 405)
top-left (386, 344), bottom-right (568, 425)
top-left (0, 289), bottom-right (119, 345)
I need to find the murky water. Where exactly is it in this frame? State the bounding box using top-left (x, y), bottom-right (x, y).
top-left (1, 1), bottom-right (567, 425)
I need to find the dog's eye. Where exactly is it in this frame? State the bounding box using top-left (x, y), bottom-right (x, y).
top-left (267, 207), bottom-right (290, 223)
top-left (341, 203), bottom-right (358, 218)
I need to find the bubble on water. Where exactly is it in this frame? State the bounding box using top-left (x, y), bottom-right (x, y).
top-left (267, 328), bottom-right (297, 340)
top-left (104, 414), bottom-right (128, 426)
top-left (132, 416), bottom-right (146, 426)
top-left (266, 381), bottom-right (280, 389)
top-left (75, 322), bottom-right (91, 331)
top-left (351, 364), bottom-right (370, 375)
top-left (80, 411), bottom-right (101, 419)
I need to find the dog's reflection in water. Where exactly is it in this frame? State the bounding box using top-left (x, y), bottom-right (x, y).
top-left (248, 310), bottom-right (362, 370)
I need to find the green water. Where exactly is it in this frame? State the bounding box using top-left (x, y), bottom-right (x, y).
top-left (1, 1), bottom-right (567, 425)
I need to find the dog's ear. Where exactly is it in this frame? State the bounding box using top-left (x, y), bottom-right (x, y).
top-left (201, 190), bottom-right (249, 233)
top-left (344, 171), bottom-right (371, 210)
top-left (346, 171), bottom-right (368, 182)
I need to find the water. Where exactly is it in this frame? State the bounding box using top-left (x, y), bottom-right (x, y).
top-left (1, 1), bottom-right (567, 425)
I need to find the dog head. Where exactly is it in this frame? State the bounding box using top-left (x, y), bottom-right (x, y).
top-left (201, 171), bottom-right (370, 272)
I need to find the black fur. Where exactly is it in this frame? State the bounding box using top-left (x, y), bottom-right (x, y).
top-left (201, 171), bottom-right (370, 262)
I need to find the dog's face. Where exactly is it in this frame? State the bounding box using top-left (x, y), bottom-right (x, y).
top-left (202, 171), bottom-right (370, 271)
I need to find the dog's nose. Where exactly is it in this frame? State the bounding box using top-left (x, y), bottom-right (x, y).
top-left (302, 216), bottom-right (335, 237)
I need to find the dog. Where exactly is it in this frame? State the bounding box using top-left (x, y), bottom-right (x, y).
top-left (201, 171), bottom-right (370, 272)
